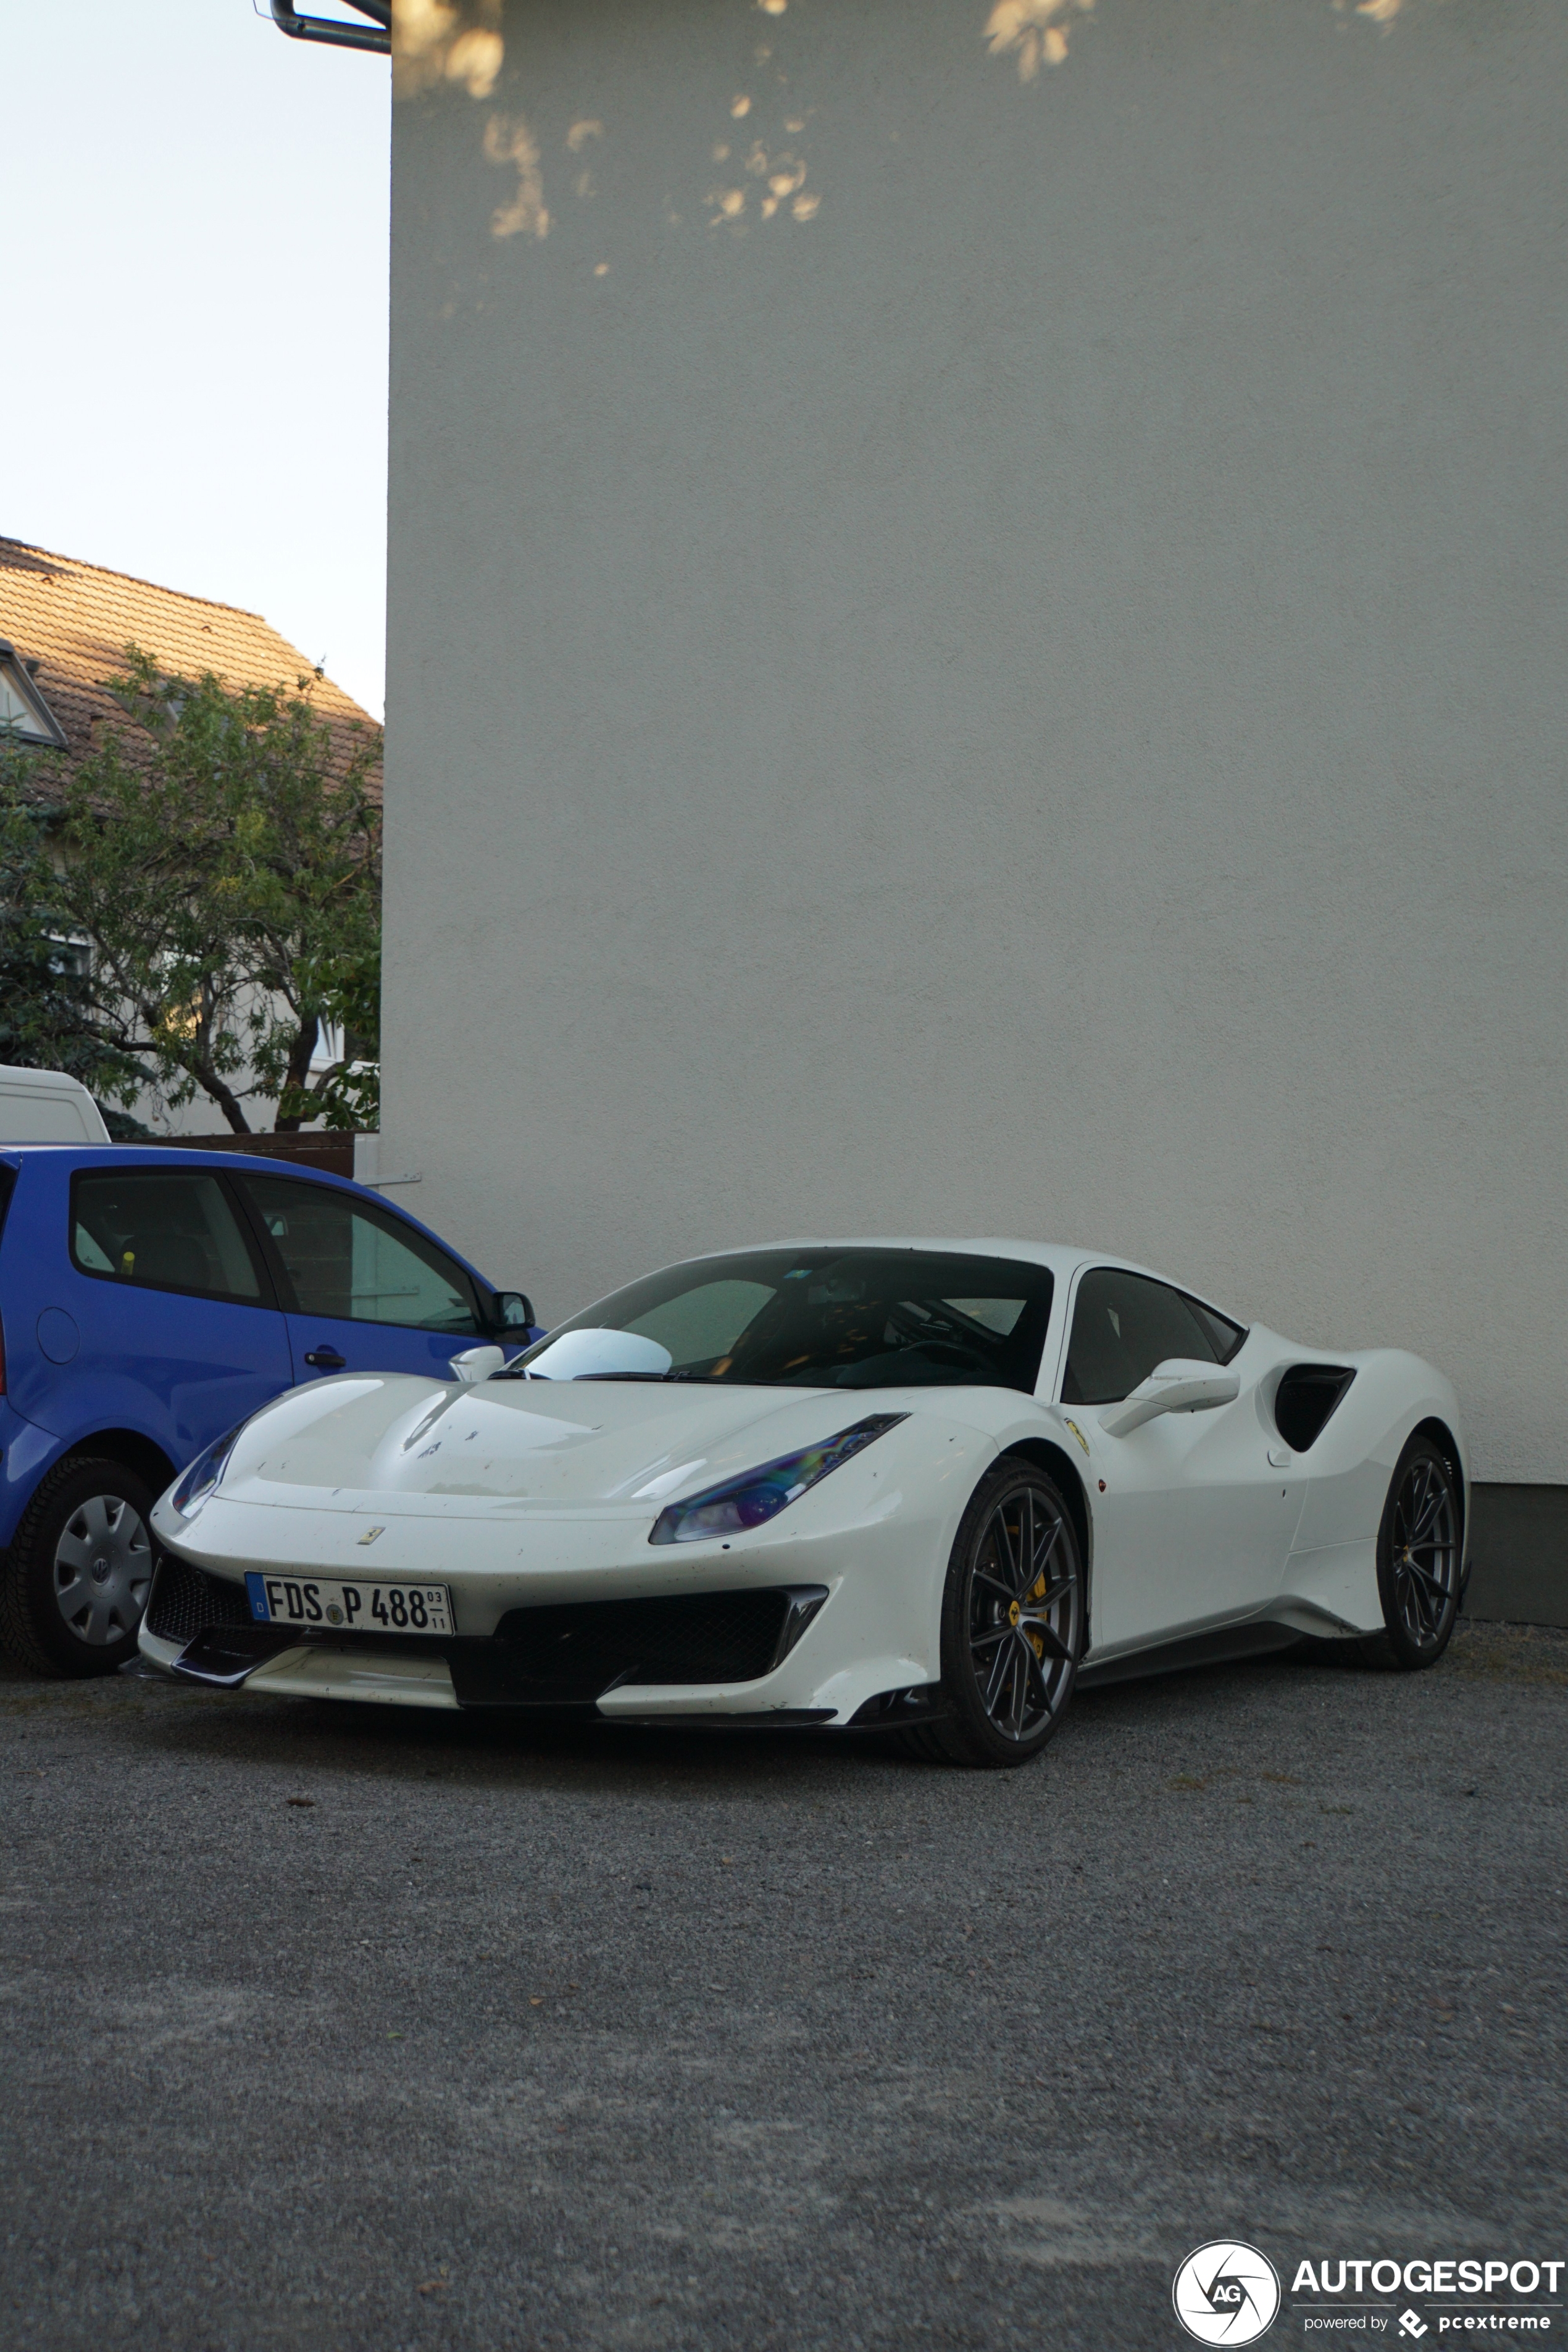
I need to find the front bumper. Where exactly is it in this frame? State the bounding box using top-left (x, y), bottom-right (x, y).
top-left (137, 1554), bottom-right (941, 1727)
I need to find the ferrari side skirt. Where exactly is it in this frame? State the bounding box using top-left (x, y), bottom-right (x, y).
top-left (598, 1709), bottom-right (838, 1730)
top-left (1075, 1619), bottom-right (1303, 1690)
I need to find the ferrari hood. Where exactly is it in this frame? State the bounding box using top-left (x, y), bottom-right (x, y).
top-left (207, 1372), bottom-right (917, 1517)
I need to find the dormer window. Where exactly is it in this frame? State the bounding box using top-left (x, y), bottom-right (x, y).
top-left (0, 641), bottom-right (68, 748)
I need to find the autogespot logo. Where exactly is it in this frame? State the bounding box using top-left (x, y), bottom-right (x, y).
top-left (1174, 2243), bottom-right (1283, 2345)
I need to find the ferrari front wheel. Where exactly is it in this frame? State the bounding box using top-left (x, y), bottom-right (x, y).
top-left (919, 1462), bottom-right (1084, 1768)
top-left (1361, 1433), bottom-right (1461, 1670)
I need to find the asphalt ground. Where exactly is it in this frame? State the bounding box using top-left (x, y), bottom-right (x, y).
top-left (1, 1620), bottom-right (1564, 2352)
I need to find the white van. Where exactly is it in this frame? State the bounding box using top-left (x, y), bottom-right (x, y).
top-left (0, 1066), bottom-right (112, 1143)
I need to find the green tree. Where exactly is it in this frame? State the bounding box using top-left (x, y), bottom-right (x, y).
top-left (0, 649), bottom-right (382, 1133)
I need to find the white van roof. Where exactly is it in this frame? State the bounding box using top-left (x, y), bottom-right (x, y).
top-left (0, 1065), bottom-right (112, 1144)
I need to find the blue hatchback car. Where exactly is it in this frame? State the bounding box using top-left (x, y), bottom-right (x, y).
top-left (0, 1146), bottom-right (538, 1679)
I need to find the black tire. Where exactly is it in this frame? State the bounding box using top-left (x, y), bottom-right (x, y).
top-left (920, 1461), bottom-right (1084, 1768)
top-left (1357, 1433), bottom-right (1461, 1671)
top-left (0, 1457), bottom-right (156, 1678)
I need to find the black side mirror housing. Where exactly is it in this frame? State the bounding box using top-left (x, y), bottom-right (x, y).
top-left (490, 1290), bottom-right (536, 1335)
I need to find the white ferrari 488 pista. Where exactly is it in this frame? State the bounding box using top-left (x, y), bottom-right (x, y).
top-left (140, 1242), bottom-right (1469, 1767)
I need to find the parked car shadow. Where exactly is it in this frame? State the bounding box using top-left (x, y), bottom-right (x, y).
top-left (93, 1640), bottom-right (1377, 1801)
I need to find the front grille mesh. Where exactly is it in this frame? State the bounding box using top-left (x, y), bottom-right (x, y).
top-left (488, 1588), bottom-right (794, 1698)
top-left (144, 1556), bottom-right (252, 1644)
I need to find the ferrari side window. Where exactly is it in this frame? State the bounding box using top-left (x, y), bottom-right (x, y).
top-left (1062, 1269), bottom-right (1230, 1406)
top-left (1181, 1292), bottom-right (1247, 1367)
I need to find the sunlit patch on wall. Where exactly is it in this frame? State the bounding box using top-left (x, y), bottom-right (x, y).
top-left (985, 0), bottom-right (1417, 86)
top-left (569, 123), bottom-right (604, 204)
top-left (394, 0), bottom-right (504, 101)
top-left (984, 0), bottom-right (1095, 81)
top-left (706, 3), bottom-right (820, 233)
top-left (485, 113), bottom-right (550, 240)
top-left (707, 141), bottom-right (817, 229)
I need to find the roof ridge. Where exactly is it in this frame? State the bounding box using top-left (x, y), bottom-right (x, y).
top-left (0, 535), bottom-right (267, 623)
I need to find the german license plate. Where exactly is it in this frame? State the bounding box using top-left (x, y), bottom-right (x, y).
top-left (244, 1572), bottom-right (453, 1637)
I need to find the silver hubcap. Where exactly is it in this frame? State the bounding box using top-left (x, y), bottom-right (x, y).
top-left (1391, 1456), bottom-right (1457, 1648)
top-left (967, 1483), bottom-right (1081, 1742)
top-left (53, 1495), bottom-right (151, 1646)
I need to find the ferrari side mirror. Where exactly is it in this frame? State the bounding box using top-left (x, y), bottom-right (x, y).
top-left (1099, 1357), bottom-right (1241, 1439)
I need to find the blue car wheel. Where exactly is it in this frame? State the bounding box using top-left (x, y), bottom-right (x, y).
top-left (0, 1456), bottom-right (156, 1678)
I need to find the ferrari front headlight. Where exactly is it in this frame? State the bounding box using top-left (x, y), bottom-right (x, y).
top-left (648, 1414), bottom-right (906, 1546)
top-left (169, 1420), bottom-right (249, 1519)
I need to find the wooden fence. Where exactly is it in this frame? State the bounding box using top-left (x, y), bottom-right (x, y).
top-left (141, 1132), bottom-right (363, 1180)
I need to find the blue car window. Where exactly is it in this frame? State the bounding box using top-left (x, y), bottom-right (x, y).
top-left (70, 1170), bottom-right (267, 1304)
top-left (236, 1174), bottom-right (482, 1335)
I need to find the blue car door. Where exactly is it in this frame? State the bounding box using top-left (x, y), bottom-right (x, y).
top-left (229, 1170), bottom-right (490, 1385)
top-left (57, 1162), bottom-right (294, 1467)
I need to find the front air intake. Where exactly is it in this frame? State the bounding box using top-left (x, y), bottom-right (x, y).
top-left (474, 1587), bottom-right (828, 1703)
top-left (144, 1556), bottom-right (252, 1644)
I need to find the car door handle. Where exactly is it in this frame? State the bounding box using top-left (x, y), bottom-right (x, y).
top-left (304, 1346), bottom-right (347, 1370)
top-left (1267, 1445), bottom-right (1291, 1468)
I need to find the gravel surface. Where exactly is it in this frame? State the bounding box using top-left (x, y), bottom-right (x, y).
top-left (1, 1620), bottom-right (1564, 2351)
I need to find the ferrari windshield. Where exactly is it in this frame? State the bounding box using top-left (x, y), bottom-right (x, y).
top-left (509, 1248), bottom-right (1055, 1393)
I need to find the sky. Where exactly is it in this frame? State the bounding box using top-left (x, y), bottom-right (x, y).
top-left (4, 2), bottom-right (391, 717)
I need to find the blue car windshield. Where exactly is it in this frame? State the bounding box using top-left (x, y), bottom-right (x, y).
top-left (509, 1248), bottom-right (1054, 1393)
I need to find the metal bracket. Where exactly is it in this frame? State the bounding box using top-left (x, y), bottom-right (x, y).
top-left (269, 1), bottom-right (390, 55)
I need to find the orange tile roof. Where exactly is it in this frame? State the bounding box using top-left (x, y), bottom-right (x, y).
top-left (0, 536), bottom-right (380, 799)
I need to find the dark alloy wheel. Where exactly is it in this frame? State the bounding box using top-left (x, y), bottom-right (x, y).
top-left (0, 1456), bottom-right (157, 1678)
top-left (1362, 1434), bottom-right (1461, 1670)
top-left (915, 1462), bottom-right (1084, 1767)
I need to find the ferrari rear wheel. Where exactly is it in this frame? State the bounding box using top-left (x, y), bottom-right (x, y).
top-left (1361, 1435), bottom-right (1461, 1670)
top-left (919, 1461), bottom-right (1084, 1768)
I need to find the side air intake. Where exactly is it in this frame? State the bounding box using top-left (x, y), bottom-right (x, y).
top-left (1273, 1364), bottom-right (1355, 1453)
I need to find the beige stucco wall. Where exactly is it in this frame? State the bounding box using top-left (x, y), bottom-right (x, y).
top-left (383, 0), bottom-right (1567, 1482)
